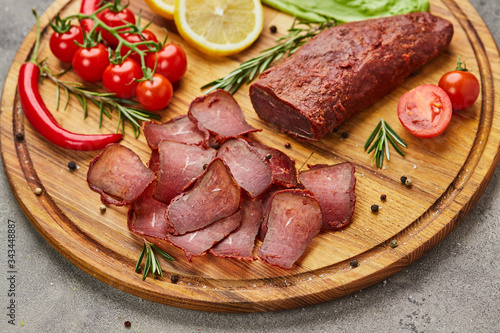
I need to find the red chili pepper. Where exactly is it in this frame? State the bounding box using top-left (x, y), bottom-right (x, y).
top-left (18, 10), bottom-right (122, 151)
top-left (18, 63), bottom-right (122, 150)
top-left (80, 0), bottom-right (101, 32)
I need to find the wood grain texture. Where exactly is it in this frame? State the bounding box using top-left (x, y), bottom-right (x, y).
top-left (1, 0), bottom-right (499, 312)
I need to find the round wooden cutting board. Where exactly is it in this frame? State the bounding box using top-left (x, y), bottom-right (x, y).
top-left (1, 0), bottom-right (499, 312)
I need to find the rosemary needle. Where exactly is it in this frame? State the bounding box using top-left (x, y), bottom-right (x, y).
top-left (135, 239), bottom-right (174, 281)
top-left (364, 118), bottom-right (407, 168)
top-left (201, 19), bottom-right (336, 94)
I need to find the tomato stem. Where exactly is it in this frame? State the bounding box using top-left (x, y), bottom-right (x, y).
top-left (455, 57), bottom-right (468, 72)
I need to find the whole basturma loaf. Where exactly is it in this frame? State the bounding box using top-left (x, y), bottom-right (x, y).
top-left (249, 12), bottom-right (454, 141)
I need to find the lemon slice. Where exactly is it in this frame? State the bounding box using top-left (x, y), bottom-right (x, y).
top-left (174, 0), bottom-right (264, 57)
top-left (143, 0), bottom-right (175, 20)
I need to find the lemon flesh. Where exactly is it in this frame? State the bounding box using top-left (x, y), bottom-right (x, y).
top-left (144, 0), bottom-right (175, 20)
top-left (175, 0), bottom-right (264, 56)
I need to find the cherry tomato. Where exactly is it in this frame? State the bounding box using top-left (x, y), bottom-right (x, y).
top-left (119, 30), bottom-right (158, 63)
top-left (96, 7), bottom-right (136, 47)
top-left (49, 25), bottom-right (84, 62)
top-left (102, 58), bottom-right (143, 98)
top-left (72, 44), bottom-right (109, 82)
top-left (397, 84), bottom-right (452, 138)
top-left (146, 44), bottom-right (187, 83)
top-left (438, 64), bottom-right (480, 110)
top-left (136, 74), bottom-right (173, 111)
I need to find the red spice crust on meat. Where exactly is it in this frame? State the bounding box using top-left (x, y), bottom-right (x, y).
top-left (249, 12), bottom-right (454, 140)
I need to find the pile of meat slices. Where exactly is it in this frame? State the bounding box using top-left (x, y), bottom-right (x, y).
top-left (87, 90), bottom-right (357, 269)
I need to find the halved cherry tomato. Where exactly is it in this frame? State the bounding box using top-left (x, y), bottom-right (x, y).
top-left (72, 43), bottom-right (109, 82)
top-left (146, 44), bottom-right (187, 83)
top-left (438, 60), bottom-right (480, 110)
top-left (136, 74), bottom-right (173, 111)
top-left (102, 58), bottom-right (143, 98)
top-left (96, 6), bottom-right (136, 47)
top-left (49, 25), bottom-right (84, 62)
top-left (397, 84), bottom-right (452, 138)
top-left (119, 30), bottom-right (158, 63)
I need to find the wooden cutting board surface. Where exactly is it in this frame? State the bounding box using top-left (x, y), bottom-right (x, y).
top-left (1, 0), bottom-right (499, 312)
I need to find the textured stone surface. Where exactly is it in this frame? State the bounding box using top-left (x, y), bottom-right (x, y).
top-left (0, 0), bottom-right (498, 332)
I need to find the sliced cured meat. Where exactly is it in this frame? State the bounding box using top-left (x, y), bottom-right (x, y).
top-left (166, 158), bottom-right (241, 235)
top-left (258, 189), bottom-right (322, 269)
top-left (127, 181), bottom-right (170, 239)
top-left (210, 197), bottom-right (264, 260)
top-left (153, 140), bottom-right (217, 204)
top-left (87, 144), bottom-right (155, 206)
top-left (250, 12), bottom-right (454, 140)
top-left (143, 116), bottom-right (208, 148)
top-left (147, 148), bottom-right (160, 173)
top-left (248, 141), bottom-right (298, 188)
top-left (217, 139), bottom-right (273, 198)
top-left (298, 163), bottom-right (356, 230)
top-left (188, 89), bottom-right (260, 140)
top-left (168, 210), bottom-right (241, 261)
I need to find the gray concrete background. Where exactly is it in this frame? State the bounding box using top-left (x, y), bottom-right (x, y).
top-left (1, 0), bottom-right (499, 332)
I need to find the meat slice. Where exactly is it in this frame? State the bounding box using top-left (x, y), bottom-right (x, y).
top-left (167, 210), bottom-right (241, 261)
top-left (127, 181), bottom-right (170, 239)
top-left (87, 144), bottom-right (155, 206)
top-left (210, 197), bottom-right (264, 260)
top-left (298, 163), bottom-right (356, 230)
top-left (217, 139), bottom-right (273, 198)
top-left (143, 116), bottom-right (208, 148)
top-left (153, 140), bottom-right (217, 204)
top-left (248, 141), bottom-right (298, 188)
top-left (258, 189), bottom-right (322, 269)
top-left (250, 12), bottom-right (454, 140)
top-left (188, 89), bottom-right (260, 140)
top-left (166, 158), bottom-right (241, 235)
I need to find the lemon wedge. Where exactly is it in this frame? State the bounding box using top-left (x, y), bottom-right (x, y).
top-left (174, 0), bottom-right (264, 57)
top-left (143, 0), bottom-right (175, 20)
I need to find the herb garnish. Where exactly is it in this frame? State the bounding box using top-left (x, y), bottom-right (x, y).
top-left (364, 118), bottom-right (407, 168)
top-left (41, 67), bottom-right (161, 138)
top-left (135, 239), bottom-right (174, 280)
top-left (201, 19), bottom-right (336, 94)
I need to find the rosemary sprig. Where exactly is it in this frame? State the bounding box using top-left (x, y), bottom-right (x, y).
top-left (201, 19), bottom-right (336, 94)
top-left (41, 67), bottom-right (161, 138)
top-left (135, 239), bottom-right (174, 280)
top-left (364, 118), bottom-right (407, 168)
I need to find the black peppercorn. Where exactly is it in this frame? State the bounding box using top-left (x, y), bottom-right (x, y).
top-left (400, 175), bottom-right (407, 184)
top-left (341, 131), bottom-right (349, 139)
top-left (213, 142), bottom-right (220, 150)
top-left (15, 133), bottom-right (24, 142)
top-left (203, 163), bottom-right (208, 170)
top-left (380, 194), bottom-right (387, 201)
top-left (68, 161), bottom-right (77, 170)
top-left (390, 240), bottom-right (398, 248)
top-left (170, 275), bottom-right (179, 284)
top-left (124, 321), bottom-right (131, 327)
top-left (350, 259), bottom-right (359, 268)
top-left (370, 204), bottom-right (379, 212)
top-left (284, 142), bottom-right (291, 149)
top-left (265, 153), bottom-right (272, 160)
top-left (270, 25), bottom-right (277, 33)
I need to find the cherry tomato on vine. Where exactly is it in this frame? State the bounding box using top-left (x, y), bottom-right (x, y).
top-left (146, 44), bottom-right (187, 83)
top-left (438, 59), bottom-right (480, 110)
top-left (102, 58), bottom-right (143, 98)
top-left (96, 6), bottom-right (136, 47)
top-left (136, 74), bottom-right (173, 111)
top-left (397, 84), bottom-right (452, 138)
top-left (119, 30), bottom-right (158, 63)
top-left (49, 25), bottom-right (84, 63)
top-left (72, 43), bottom-right (109, 82)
